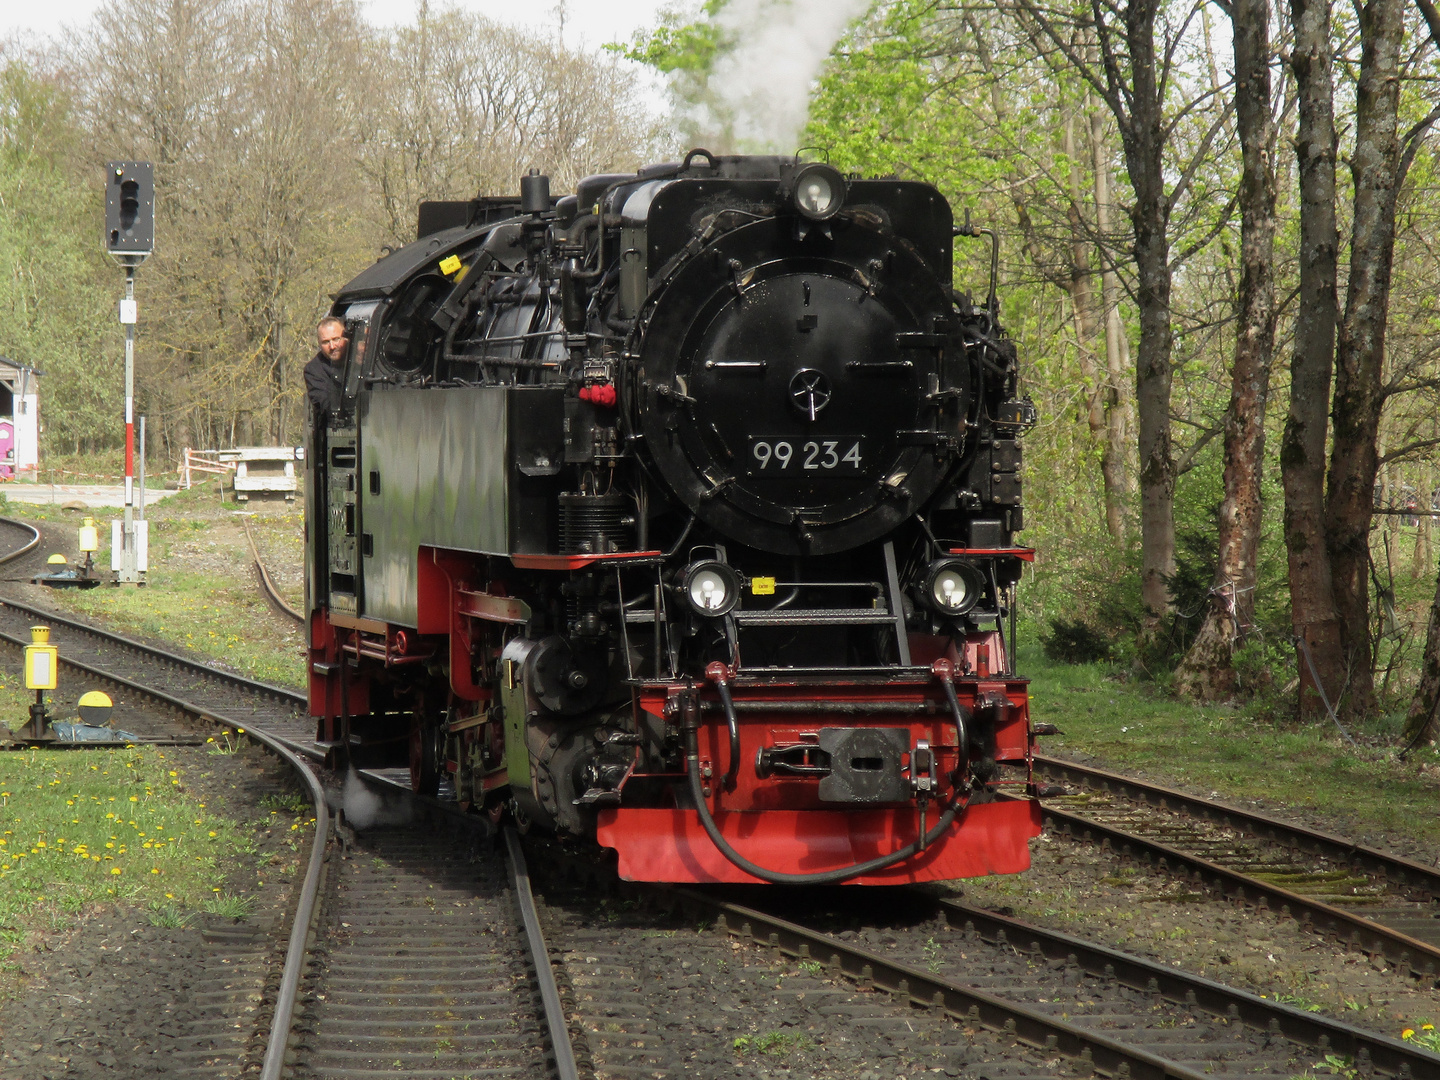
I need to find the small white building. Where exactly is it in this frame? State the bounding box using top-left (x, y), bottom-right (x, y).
top-left (0, 357), bottom-right (40, 480)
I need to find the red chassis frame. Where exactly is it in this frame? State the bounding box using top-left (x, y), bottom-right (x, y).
top-left (309, 548), bottom-right (1044, 885)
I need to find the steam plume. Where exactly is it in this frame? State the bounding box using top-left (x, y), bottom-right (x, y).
top-left (702, 0), bottom-right (870, 151)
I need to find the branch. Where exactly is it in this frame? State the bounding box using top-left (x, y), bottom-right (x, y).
top-left (1415, 0), bottom-right (1440, 53)
top-left (1381, 373), bottom-right (1440, 398)
top-left (1007, 0), bottom-right (1127, 125)
top-left (1380, 436), bottom-right (1440, 465)
top-left (1397, 102), bottom-right (1440, 190)
top-left (1169, 191), bottom-right (1240, 268)
top-left (1175, 422), bottom-right (1224, 474)
top-left (1167, 99), bottom-right (1236, 212)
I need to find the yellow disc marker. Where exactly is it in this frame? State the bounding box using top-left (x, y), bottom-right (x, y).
top-left (78, 690), bottom-right (114, 727)
top-left (47, 554), bottom-right (67, 565)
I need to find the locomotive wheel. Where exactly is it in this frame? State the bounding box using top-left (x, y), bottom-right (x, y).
top-left (408, 716), bottom-right (440, 796)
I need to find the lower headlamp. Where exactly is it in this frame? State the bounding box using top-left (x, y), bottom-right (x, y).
top-left (923, 559), bottom-right (985, 616)
top-left (683, 560), bottom-right (741, 617)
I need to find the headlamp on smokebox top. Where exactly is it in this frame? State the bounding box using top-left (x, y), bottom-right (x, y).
top-left (683, 560), bottom-right (741, 618)
top-left (783, 162), bottom-right (846, 222)
top-left (924, 559), bottom-right (986, 616)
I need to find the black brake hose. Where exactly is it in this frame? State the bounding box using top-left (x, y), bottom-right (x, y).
top-left (711, 673), bottom-right (741, 793)
top-left (683, 723), bottom-right (963, 885)
top-left (936, 672), bottom-right (970, 764)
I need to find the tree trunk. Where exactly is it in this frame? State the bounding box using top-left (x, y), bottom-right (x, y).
top-left (1119, 2), bottom-right (1177, 618)
top-left (1404, 561), bottom-right (1440, 747)
top-left (1324, 0), bottom-right (1406, 721)
top-left (1176, 0), bottom-right (1278, 700)
top-left (1062, 105), bottom-right (1128, 539)
top-left (1282, 0), bottom-right (1344, 721)
top-left (1090, 98), bottom-right (1135, 541)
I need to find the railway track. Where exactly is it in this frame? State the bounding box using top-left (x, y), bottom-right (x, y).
top-left (292, 821), bottom-right (576, 1080)
top-left (0, 518), bottom-right (581, 1080)
top-left (2, 515), bottom-right (1437, 1077)
top-left (513, 836), bottom-right (1440, 1080)
top-left (1030, 755), bottom-right (1440, 980)
top-left (243, 518), bottom-right (304, 624)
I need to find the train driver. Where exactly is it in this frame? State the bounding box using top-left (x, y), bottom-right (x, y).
top-left (304, 316), bottom-right (348, 417)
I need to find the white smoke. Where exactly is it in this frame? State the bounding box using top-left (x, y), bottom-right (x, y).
top-left (340, 768), bottom-right (414, 830)
top-left (702, 0), bottom-right (871, 151)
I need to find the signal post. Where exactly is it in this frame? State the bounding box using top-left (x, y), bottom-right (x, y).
top-left (105, 162), bottom-right (153, 585)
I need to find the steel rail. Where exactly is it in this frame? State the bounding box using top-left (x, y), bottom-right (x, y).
top-left (503, 826), bottom-right (581, 1080)
top-left (0, 517), bottom-right (41, 566)
top-left (243, 519), bottom-right (304, 624)
top-left (932, 895), bottom-right (1439, 1080)
top-left (673, 890), bottom-right (1214, 1080)
top-left (1027, 796), bottom-right (1440, 979)
top-left (0, 623), bottom-right (329, 1080)
top-left (0, 595), bottom-right (307, 707)
top-left (1036, 754), bottom-right (1440, 897)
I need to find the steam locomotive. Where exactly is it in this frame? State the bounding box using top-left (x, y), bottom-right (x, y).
top-left (305, 151), bottom-right (1043, 884)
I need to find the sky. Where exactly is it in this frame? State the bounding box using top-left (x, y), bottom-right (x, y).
top-left (0, 0), bottom-right (675, 55)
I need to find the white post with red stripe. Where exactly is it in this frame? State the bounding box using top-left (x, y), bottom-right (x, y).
top-left (116, 263), bottom-right (144, 583)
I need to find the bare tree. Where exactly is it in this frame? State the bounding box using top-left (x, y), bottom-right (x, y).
top-left (1176, 0), bottom-right (1278, 698)
top-left (1012, 0), bottom-right (1235, 619)
top-left (360, 5), bottom-right (658, 247)
top-left (61, 0), bottom-right (658, 453)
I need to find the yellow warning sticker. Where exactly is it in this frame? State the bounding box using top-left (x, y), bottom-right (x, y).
top-left (438, 254), bottom-right (462, 277)
top-left (750, 576), bottom-right (776, 596)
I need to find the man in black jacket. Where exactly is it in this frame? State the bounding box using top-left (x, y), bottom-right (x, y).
top-left (304, 316), bottom-right (347, 417)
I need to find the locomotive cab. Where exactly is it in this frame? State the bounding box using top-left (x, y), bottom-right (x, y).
top-left (305, 152), bottom-right (1043, 884)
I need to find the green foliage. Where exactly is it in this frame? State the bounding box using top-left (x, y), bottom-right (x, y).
top-left (614, 0), bottom-right (732, 73)
top-left (0, 63), bottom-right (122, 454)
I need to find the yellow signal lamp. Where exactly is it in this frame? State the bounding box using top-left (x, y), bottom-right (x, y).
top-left (24, 626), bottom-right (58, 691)
top-left (79, 517), bottom-right (99, 554)
top-left (78, 690), bottom-right (114, 726)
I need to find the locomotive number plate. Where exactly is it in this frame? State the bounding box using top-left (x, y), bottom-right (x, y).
top-left (747, 437), bottom-right (865, 474)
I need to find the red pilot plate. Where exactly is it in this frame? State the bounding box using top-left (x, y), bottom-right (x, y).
top-left (595, 800), bottom-right (1042, 885)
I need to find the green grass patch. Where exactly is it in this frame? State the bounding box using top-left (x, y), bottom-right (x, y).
top-left (0, 745), bottom-right (247, 958)
top-left (1025, 642), bottom-right (1440, 851)
top-left (22, 482), bottom-right (307, 687)
top-left (50, 569), bottom-right (304, 686)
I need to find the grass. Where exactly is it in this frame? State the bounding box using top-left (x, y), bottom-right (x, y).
top-left (1023, 640), bottom-right (1440, 852)
top-left (24, 481), bottom-right (307, 688)
top-left (0, 745), bottom-right (246, 960)
top-left (732, 1031), bottom-right (814, 1057)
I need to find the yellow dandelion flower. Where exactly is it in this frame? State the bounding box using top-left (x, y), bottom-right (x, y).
top-left (110, 867), bottom-right (121, 875)
top-left (1403, 1029), bottom-right (1415, 1040)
